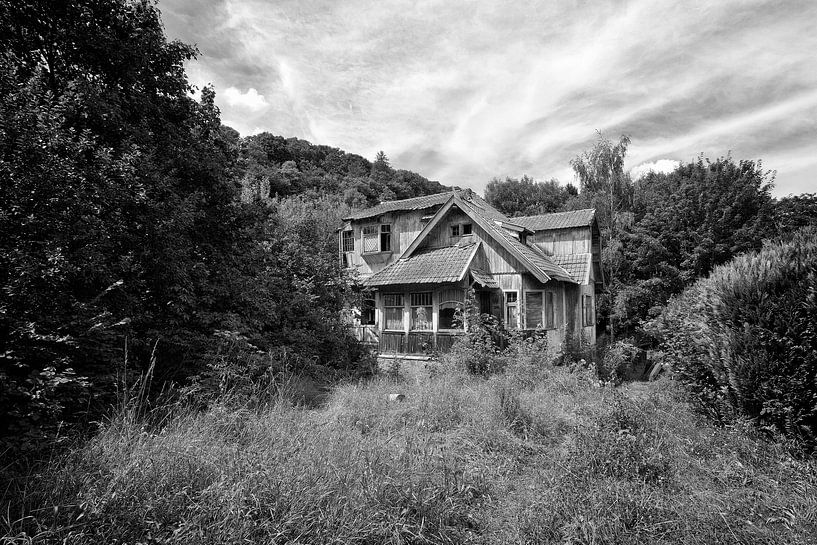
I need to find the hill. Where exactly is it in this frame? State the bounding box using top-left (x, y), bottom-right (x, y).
top-left (237, 132), bottom-right (450, 206)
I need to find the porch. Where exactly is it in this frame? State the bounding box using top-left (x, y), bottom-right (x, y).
top-left (377, 330), bottom-right (464, 355)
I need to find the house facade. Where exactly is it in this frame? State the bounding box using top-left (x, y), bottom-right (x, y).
top-left (338, 189), bottom-right (602, 356)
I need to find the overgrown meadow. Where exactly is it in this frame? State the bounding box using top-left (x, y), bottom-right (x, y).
top-left (4, 352), bottom-right (815, 544)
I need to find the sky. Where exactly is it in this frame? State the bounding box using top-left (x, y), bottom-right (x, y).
top-left (160, 0), bottom-right (817, 196)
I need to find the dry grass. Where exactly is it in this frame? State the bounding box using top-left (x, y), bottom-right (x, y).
top-left (3, 362), bottom-right (816, 544)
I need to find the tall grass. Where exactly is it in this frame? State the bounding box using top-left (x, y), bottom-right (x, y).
top-left (3, 359), bottom-right (816, 544)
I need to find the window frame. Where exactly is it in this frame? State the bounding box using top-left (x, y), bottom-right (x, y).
top-left (524, 289), bottom-right (557, 330)
top-left (383, 293), bottom-right (405, 331)
top-left (409, 292), bottom-right (433, 331)
top-left (504, 290), bottom-right (519, 329)
top-left (341, 230), bottom-right (354, 252)
top-left (462, 223), bottom-right (473, 235)
top-left (361, 223), bottom-right (392, 254)
top-left (380, 224), bottom-right (392, 252)
top-left (438, 288), bottom-right (465, 331)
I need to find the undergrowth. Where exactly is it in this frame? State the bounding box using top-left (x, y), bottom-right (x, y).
top-left (2, 356), bottom-right (815, 544)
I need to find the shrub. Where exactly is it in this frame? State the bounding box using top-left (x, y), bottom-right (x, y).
top-left (599, 340), bottom-right (643, 384)
top-left (653, 228), bottom-right (817, 444)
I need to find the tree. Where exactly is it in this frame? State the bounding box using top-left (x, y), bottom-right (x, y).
top-left (569, 133), bottom-right (632, 340)
top-left (0, 0), bottom-right (255, 448)
top-left (615, 155), bottom-right (776, 340)
top-left (484, 175), bottom-right (574, 216)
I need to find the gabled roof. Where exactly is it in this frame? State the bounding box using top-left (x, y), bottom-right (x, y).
top-left (552, 253), bottom-right (592, 284)
top-left (343, 189), bottom-right (507, 221)
top-left (365, 242), bottom-right (480, 287)
top-left (512, 209), bottom-right (596, 231)
top-left (397, 193), bottom-right (577, 285)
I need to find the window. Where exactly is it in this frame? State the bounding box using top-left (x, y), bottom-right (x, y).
top-left (450, 223), bottom-right (472, 237)
top-left (362, 224), bottom-right (392, 253)
top-left (362, 298), bottom-right (376, 325)
top-left (525, 292), bottom-right (543, 329)
top-left (410, 292), bottom-right (433, 330)
top-left (384, 293), bottom-right (404, 330)
top-left (582, 294), bottom-right (595, 327)
top-left (342, 230), bottom-right (354, 252)
top-left (362, 225), bottom-right (378, 253)
top-left (380, 224), bottom-right (391, 252)
top-left (505, 291), bottom-right (519, 329)
top-left (525, 290), bottom-right (556, 329)
top-left (438, 288), bottom-right (465, 329)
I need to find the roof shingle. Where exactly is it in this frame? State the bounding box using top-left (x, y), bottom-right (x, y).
top-left (344, 190), bottom-right (507, 221)
top-left (551, 253), bottom-right (592, 284)
top-left (512, 209), bottom-right (596, 231)
top-left (364, 243), bottom-right (479, 286)
top-left (495, 229), bottom-right (576, 283)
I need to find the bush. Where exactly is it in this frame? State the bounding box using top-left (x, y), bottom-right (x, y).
top-left (653, 228), bottom-right (817, 444)
top-left (599, 340), bottom-right (644, 384)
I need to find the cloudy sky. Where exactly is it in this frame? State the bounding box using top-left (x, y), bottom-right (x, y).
top-left (161, 0), bottom-right (817, 196)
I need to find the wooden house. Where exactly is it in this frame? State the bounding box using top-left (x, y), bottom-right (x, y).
top-left (338, 189), bottom-right (602, 356)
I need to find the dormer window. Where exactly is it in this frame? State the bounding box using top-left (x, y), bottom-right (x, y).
top-left (462, 223), bottom-right (472, 235)
top-left (450, 224), bottom-right (460, 237)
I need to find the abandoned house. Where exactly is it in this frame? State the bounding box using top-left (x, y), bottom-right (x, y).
top-left (338, 189), bottom-right (603, 356)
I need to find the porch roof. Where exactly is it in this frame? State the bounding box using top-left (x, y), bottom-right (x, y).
top-left (364, 242), bottom-right (479, 287)
top-left (470, 268), bottom-right (499, 288)
top-left (552, 253), bottom-right (592, 284)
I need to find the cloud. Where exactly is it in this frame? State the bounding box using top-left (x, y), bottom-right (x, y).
top-left (160, 0), bottom-right (817, 196)
top-left (221, 87), bottom-right (268, 111)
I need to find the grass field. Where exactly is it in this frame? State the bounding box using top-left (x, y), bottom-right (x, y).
top-left (3, 361), bottom-right (816, 544)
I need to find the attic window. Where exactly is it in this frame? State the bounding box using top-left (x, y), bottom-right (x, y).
top-left (462, 223), bottom-right (472, 235)
top-left (450, 224), bottom-right (460, 237)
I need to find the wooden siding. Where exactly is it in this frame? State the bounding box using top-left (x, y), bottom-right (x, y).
top-left (416, 208), bottom-right (523, 275)
top-left (531, 226), bottom-right (592, 255)
top-left (340, 210), bottom-right (428, 277)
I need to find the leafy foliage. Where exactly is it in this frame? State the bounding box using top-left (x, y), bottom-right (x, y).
top-left (653, 229), bottom-right (817, 444)
top-left (0, 0), bottom-right (400, 455)
top-left (484, 175), bottom-right (576, 216)
top-left (612, 155), bottom-right (777, 339)
top-left (238, 134), bottom-right (448, 207)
